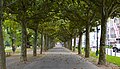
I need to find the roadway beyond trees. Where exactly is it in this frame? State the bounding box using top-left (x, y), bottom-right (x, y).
top-left (7, 47), bottom-right (100, 69)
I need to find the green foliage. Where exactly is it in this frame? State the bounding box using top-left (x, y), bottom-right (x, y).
top-left (3, 19), bottom-right (21, 47)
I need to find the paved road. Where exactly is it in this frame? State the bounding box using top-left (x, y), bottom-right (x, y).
top-left (7, 47), bottom-right (100, 69)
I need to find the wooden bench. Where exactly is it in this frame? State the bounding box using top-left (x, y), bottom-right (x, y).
top-left (5, 52), bottom-right (11, 56)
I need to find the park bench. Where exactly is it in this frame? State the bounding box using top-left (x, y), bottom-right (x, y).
top-left (5, 52), bottom-right (11, 56)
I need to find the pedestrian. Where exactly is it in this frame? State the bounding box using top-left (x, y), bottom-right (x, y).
top-left (12, 44), bottom-right (16, 53)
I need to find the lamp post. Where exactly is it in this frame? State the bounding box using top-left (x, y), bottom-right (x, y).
top-left (96, 25), bottom-right (100, 56)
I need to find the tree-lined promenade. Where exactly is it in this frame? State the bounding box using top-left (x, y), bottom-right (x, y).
top-left (0, 0), bottom-right (120, 69)
top-left (7, 47), bottom-right (100, 69)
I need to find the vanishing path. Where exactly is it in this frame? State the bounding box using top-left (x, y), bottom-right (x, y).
top-left (7, 47), bottom-right (100, 69)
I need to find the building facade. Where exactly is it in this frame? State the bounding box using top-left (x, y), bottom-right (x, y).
top-left (106, 17), bottom-right (120, 46)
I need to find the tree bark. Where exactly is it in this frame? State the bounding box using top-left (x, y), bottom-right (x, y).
top-left (73, 35), bottom-right (76, 52)
top-left (50, 38), bottom-right (53, 49)
top-left (47, 37), bottom-right (50, 49)
top-left (78, 31), bottom-right (83, 54)
top-left (10, 27), bottom-right (15, 48)
top-left (0, 0), bottom-right (6, 68)
top-left (85, 23), bottom-right (90, 58)
top-left (0, 18), bottom-right (6, 69)
top-left (67, 40), bottom-right (69, 49)
top-left (64, 42), bottom-right (66, 48)
top-left (11, 38), bottom-right (14, 47)
top-left (21, 21), bottom-right (27, 61)
top-left (33, 27), bottom-right (38, 56)
top-left (98, 1), bottom-right (107, 64)
top-left (52, 41), bottom-right (55, 48)
top-left (69, 38), bottom-right (72, 50)
top-left (40, 32), bottom-right (43, 54)
top-left (44, 34), bottom-right (47, 51)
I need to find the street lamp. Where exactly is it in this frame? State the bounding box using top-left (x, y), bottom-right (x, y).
top-left (96, 25), bottom-right (100, 56)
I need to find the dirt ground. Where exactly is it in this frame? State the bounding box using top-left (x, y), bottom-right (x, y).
top-left (6, 47), bottom-right (120, 69)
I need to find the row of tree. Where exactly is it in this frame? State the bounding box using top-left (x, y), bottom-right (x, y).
top-left (0, 0), bottom-right (120, 69)
top-left (60, 0), bottom-right (120, 65)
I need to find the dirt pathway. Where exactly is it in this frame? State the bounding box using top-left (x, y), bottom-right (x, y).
top-left (7, 47), bottom-right (100, 69)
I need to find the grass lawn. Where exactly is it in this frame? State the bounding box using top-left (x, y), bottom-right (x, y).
top-left (5, 47), bottom-right (21, 53)
top-left (5, 49), bottom-right (20, 53)
top-left (90, 51), bottom-right (120, 66)
top-left (5, 47), bottom-right (33, 57)
top-left (75, 48), bottom-right (120, 66)
top-left (5, 47), bottom-right (33, 53)
top-left (107, 55), bottom-right (120, 66)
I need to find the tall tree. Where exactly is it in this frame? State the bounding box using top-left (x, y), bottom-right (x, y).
top-left (99, 0), bottom-right (120, 65)
top-left (39, 24), bottom-right (44, 54)
top-left (60, 0), bottom-right (95, 57)
top-left (73, 31), bottom-right (76, 52)
top-left (40, 29), bottom-right (43, 54)
top-left (78, 31), bottom-right (83, 54)
top-left (33, 23), bottom-right (38, 56)
top-left (5, 0), bottom-right (35, 61)
top-left (0, 0), bottom-right (6, 69)
top-left (89, 0), bottom-right (120, 65)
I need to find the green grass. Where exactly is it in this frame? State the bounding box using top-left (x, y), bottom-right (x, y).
top-left (90, 51), bottom-right (120, 66)
top-left (75, 47), bottom-right (120, 66)
top-left (106, 55), bottom-right (120, 66)
top-left (5, 47), bottom-right (32, 53)
top-left (90, 51), bottom-right (99, 58)
top-left (5, 49), bottom-right (20, 53)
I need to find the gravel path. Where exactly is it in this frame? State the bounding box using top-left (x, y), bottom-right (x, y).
top-left (7, 47), bottom-right (100, 69)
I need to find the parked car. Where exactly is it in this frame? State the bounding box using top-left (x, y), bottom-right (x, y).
top-left (112, 44), bottom-right (120, 52)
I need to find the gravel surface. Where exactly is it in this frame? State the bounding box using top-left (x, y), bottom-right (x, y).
top-left (7, 47), bottom-right (100, 69)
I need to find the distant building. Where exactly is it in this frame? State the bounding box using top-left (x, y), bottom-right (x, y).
top-left (106, 17), bottom-right (120, 46)
top-left (83, 17), bottom-right (120, 47)
top-left (72, 17), bottom-right (120, 47)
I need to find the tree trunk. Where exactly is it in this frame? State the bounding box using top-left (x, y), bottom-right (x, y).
top-left (40, 32), bottom-right (43, 54)
top-left (33, 28), bottom-right (38, 56)
top-left (10, 28), bottom-right (15, 48)
top-left (64, 42), bottom-right (66, 48)
top-left (52, 41), bottom-right (55, 48)
top-left (11, 38), bottom-right (14, 47)
top-left (47, 36), bottom-right (49, 50)
top-left (47, 37), bottom-right (50, 49)
top-left (69, 38), bottom-right (72, 50)
top-left (78, 31), bottom-right (83, 54)
top-left (21, 21), bottom-right (27, 61)
top-left (67, 41), bottom-right (69, 48)
top-left (73, 35), bottom-right (76, 52)
top-left (44, 34), bottom-right (47, 51)
top-left (0, 0), bottom-right (6, 68)
top-left (98, 1), bottom-right (107, 64)
top-left (50, 38), bottom-right (53, 49)
top-left (0, 18), bottom-right (6, 69)
top-left (53, 41), bottom-right (55, 48)
top-left (46, 36), bottom-right (48, 50)
top-left (49, 38), bottom-right (53, 49)
top-left (65, 41), bottom-right (67, 48)
top-left (85, 23), bottom-right (90, 58)
top-left (52, 39), bottom-right (54, 48)
top-left (67, 40), bottom-right (69, 49)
